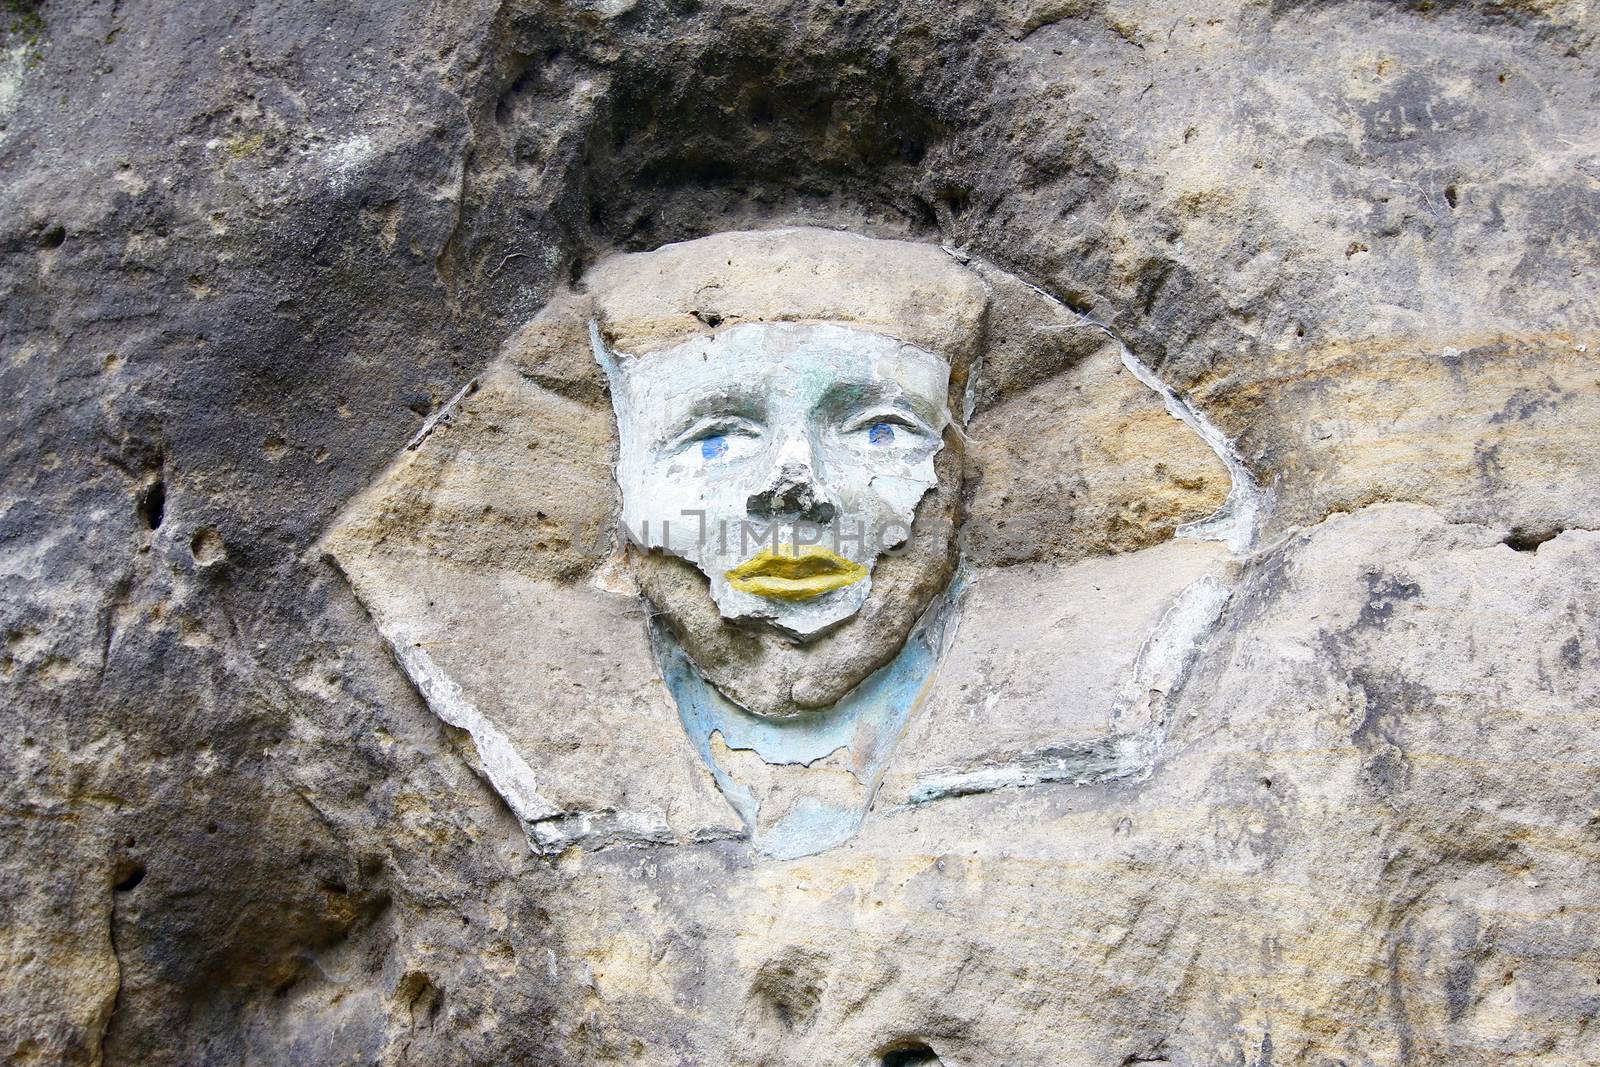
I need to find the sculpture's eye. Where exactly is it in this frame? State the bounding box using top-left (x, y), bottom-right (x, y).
top-left (676, 418), bottom-right (758, 462)
top-left (843, 410), bottom-right (922, 450)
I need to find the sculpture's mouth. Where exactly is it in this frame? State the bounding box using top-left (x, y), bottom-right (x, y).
top-left (725, 545), bottom-right (867, 601)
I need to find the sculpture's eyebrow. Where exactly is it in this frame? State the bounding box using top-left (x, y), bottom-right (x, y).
top-left (816, 378), bottom-right (940, 428)
top-left (655, 386), bottom-right (766, 442)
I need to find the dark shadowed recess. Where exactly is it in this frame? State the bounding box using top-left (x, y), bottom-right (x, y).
top-left (440, 0), bottom-right (1121, 335)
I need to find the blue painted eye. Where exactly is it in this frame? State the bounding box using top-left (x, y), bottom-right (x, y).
top-left (867, 421), bottom-right (895, 446)
top-left (701, 434), bottom-right (729, 460)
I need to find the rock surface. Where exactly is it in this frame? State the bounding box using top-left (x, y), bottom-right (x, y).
top-left (2, 0), bottom-right (1597, 1064)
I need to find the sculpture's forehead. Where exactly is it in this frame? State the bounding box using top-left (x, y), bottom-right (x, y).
top-left (585, 227), bottom-right (990, 358)
top-left (615, 322), bottom-right (950, 416)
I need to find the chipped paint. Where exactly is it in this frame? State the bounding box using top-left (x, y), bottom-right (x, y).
top-left (944, 246), bottom-right (1271, 553)
top-left (1116, 345), bottom-right (1269, 554)
top-left (903, 575), bottom-right (1231, 806)
top-left (905, 734), bottom-right (1155, 804)
top-left (378, 620), bottom-right (561, 830)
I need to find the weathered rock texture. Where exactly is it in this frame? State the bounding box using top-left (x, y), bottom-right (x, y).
top-left (2, 0), bottom-right (1597, 1064)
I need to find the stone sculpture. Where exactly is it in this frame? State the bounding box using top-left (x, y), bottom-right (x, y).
top-left (590, 231), bottom-right (987, 852)
top-left (324, 226), bottom-right (1249, 858)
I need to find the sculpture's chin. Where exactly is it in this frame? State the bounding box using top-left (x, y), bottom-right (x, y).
top-left (631, 453), bottom-right (963, 720)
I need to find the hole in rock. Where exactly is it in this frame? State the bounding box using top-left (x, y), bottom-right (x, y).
top-left (113, 861), bottom-right (146, 892)
top-left (190, 526), bottom-right (227, 566)
top-left (398, 970), bottom-right (445, 1024)
top-left (136, 478), bottom-right (166, 530)
top-left (1444, 183), bottom-right (1459, 208)
top-left (692, 309), bottom-right (724, 328)
top-left (1062, 291), bottom-right (1095, 315)
top-left (38, 225), bottom-right (65, 250)
top-left (1503, 528), bottom-right (1561, 553)
top-left (881, 1043), bottom-right (942, 1066)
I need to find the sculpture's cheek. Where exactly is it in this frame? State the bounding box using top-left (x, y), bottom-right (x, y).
top-left (827, 447), bottom-right (942, 545)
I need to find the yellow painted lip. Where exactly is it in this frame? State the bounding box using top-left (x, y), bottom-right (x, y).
top-left (725, 545), bottom-right (867, 601)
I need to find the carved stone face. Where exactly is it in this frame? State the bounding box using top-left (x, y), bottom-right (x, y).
top-left (605, 320), bottom-right (963, 717)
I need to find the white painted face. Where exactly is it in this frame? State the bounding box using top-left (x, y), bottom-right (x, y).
top-left (602, 322), bottom-right (951, 640)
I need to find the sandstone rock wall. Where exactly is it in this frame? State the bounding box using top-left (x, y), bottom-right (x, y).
top-left (1, 1), bottom-right (1596, 1064)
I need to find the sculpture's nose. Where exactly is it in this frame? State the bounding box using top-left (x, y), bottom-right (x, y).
top-left (746, 437), bottom-right (838, 525)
